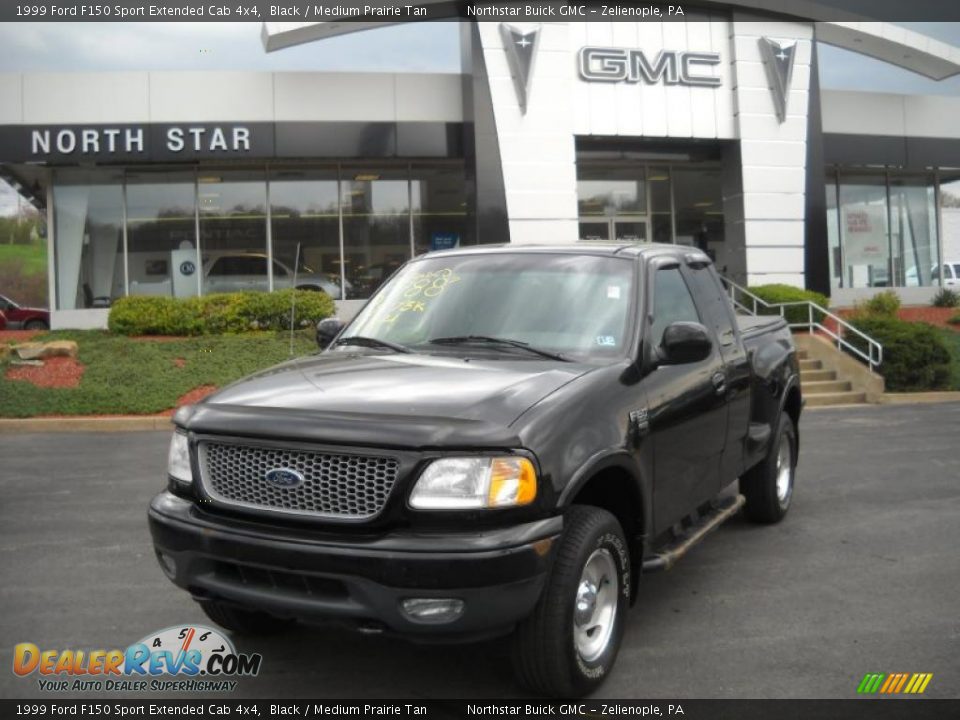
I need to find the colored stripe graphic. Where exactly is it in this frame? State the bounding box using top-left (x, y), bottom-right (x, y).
top-left (879, 674), bottom-right (897, 693)
top-left (858, 673), bottom-right (885, 694)
top-left (857, 673), bottom-right (933, 694)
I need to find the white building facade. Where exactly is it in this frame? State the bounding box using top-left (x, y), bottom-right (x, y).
top-left (2, 10), bottom-right (960, 327)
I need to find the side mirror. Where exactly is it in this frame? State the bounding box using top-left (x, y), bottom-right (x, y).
top-left (316, 317), bottom-right (345, 349)
top-left (660, 322), bottom-right (712, 365)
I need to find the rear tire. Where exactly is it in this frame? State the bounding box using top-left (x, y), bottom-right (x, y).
top-left (740, 411), bottom-right (796, 524)
top-left (511, 505), bottom-right (630, 697)
top-left (24, 319), bottom-right (48, 330)
top-left (198, 600), bottom-right (291, 636)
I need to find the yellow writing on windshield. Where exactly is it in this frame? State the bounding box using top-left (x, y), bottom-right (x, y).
top-left (383, 268), bottom-right (461, 324)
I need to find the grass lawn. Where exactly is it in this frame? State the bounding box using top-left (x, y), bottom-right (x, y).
top-left (936, 327), bottom-right (960, 390)
top-left (0, 241), bottom-right (47, 276)
top-left (1, 330), bottom-right (316, 418)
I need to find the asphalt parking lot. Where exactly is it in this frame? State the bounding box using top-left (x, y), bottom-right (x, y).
top-left (1, 402), bottom-right (958, 700)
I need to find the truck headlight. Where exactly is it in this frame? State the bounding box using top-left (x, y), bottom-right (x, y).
top-left (409, 457), bottom-right (537, 510)
top-left (167, 431), bottom-right (192, 485)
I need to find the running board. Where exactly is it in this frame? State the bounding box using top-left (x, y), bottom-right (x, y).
top-left (641, 494), bottom-right (746, 573)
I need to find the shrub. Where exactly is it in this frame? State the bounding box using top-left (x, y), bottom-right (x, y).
top-left (109, 289), bottom-right (335, 336)
top-left (107, 296), bottom-right (199, 336)
top-left (861, 289), bottom-right (901, 318)
top-left (848, 316), bottom-right (951, 391)
top-left (932, 287), bottom-right (960, 308)
top-left (949, 312), bottom-right (960, 326)
top-left (747, 284), bottom-right (830, 325)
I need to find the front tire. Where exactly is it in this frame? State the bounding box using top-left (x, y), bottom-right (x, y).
top-left (198, 600), bottom-right (292, 636)
top-left (740, 411), bottom-right (797, 524)
top-left (24, 319), bottom-right (48, 331)
top-left (512, 505), bottom-right (630, 697)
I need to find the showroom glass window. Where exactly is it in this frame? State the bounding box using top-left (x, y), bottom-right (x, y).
top-left (269, 169), bottom-right (341, 298)
top-left (830, 171), bottom-right (941, 289)
top-left (340, 167), bottom-right (410, 299)
top-left (648, 166), bottom-right (673, 244)
top-left (198, 170), bottom-right (268, 294)
top-left (52, 169), bottom-right (124, 310)
top-left (125, 171), bottom-right (197, 298)
top-left (672, 166), bottom-right (724, 252)
top-left (889, 174), bottom-right (938, 287)
top-left (826, 173), bottom-right (842, 290)
top-left (411, 163), bottom-right (468, 257)
top-left (837, 173), bottom-right (891, 288)
top-left (938, 171), bottom-right (960, 283)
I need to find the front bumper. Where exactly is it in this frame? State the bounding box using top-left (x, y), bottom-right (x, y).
top-left (148, 491), bottom-right (561, 640)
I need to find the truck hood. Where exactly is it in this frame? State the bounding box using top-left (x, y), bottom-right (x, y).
top-left (179, 351), bottom-right (593, 449)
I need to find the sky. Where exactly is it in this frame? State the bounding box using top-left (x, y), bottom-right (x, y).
top-left (2, 20), bottom-right (960, 215)
top-left (0, 20), bottom-right (958, 89)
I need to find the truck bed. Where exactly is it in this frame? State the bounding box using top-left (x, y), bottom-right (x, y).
top-left (737, 313), bottom-right (788, 341)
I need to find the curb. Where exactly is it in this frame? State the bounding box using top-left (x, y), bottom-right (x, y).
top-left (877, 392), bottom-right (960, 405)
top-left (805, 392), bottom-right (960, 410)
top-left (0, 416), bottom-right (172, 433)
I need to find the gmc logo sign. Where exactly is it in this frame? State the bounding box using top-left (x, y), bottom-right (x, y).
top-left (578, 47), bottom-right (722, 87)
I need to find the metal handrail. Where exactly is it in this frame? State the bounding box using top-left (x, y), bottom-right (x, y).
top-left (721, 278), bottom-right (883, 372)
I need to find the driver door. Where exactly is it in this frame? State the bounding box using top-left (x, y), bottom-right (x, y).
top-left (642, 260), bottom-right (728, 534)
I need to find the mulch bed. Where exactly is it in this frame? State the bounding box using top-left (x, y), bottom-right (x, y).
top-left (833, 306), bottom-right (959, 331)
top-left (897, 307), bottom-right (959, 329)
top-left (5, 356), bottom-right (85, 388)
top-left (0, 330), bottom-right (43, 343)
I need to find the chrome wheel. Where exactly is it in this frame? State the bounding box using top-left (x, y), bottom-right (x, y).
top-left (775, 433), bottom-right (793, 506)
top-left (573, 548), bottom-right (619, 662)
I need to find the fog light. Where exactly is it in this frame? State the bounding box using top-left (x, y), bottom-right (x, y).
top-left (400, 598), bottom-right (465, 624)
top-left (155, 550), bottom-right (177, 580)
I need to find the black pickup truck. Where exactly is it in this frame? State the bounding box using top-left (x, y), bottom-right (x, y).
top-left (149, 243), bottom-right (802, 696)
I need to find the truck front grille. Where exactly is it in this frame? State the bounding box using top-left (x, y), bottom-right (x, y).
top-left (198, 441), bottom-right (400, 520)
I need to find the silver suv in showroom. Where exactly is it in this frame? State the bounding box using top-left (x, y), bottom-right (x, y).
top-left (202, 252), bottom-right (346, 299)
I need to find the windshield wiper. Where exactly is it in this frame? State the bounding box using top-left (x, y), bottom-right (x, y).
top-left (428, 335), bottom-right (567, 362)
top-left (334, 335), bottom-right (412, 354)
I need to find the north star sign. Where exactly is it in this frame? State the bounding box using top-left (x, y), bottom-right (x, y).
top-left (30, 126), bottom-right (253, 156)
top-left (578, 47), bottom-right (722, 87)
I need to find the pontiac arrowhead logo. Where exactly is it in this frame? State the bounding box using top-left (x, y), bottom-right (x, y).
top-left (758, 37), bottom-right (797, 123)
top-left (500, 23), bottom-right (541, 114)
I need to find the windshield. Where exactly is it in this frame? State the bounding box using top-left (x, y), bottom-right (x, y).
top-left (341, 252), bottom-right (636, 362)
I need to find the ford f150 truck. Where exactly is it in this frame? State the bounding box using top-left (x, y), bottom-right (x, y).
top-left (149, 243), bottom-right (802, 696)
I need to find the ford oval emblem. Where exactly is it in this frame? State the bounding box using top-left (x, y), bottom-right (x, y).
top-left (264, 468), bottom-right (304, 488)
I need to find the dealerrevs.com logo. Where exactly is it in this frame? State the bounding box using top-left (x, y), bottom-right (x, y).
top-left (13, 625), bottom-right (262, 692)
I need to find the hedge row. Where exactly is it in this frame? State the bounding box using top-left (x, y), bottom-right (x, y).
top-left (848, 316), bottom-right (952, 391)
top-left (108, 290), bottom-right (336, 336)
top-left (747, 284), bottom-right (830, 325)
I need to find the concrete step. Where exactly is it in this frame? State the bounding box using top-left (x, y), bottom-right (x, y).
top-left (805, 391), bottom-right (868, 407)
top-left (799, 358), bottom-right (822, 371)
top-left (802, 379), bottom-right (852, 394)
top-left (801, 369), bottom-right (837, 382)
top-left (797, 349), bottom-right (809, 360)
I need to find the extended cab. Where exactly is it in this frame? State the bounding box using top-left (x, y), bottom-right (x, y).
top-left (149, 244), bottom-right (802, 696)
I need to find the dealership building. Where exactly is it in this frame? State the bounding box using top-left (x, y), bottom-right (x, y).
top-left (2, 6), bottom-right (960, 328)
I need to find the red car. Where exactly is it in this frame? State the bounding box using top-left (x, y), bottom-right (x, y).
top-left (0, 294), bottom-right (49, 330)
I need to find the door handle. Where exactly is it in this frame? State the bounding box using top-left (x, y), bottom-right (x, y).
top-left (711, 371), bottom-right (727, 396)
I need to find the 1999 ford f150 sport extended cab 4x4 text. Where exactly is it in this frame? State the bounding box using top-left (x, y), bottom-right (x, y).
top-left (149, 243), bottom-right (802, 696)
